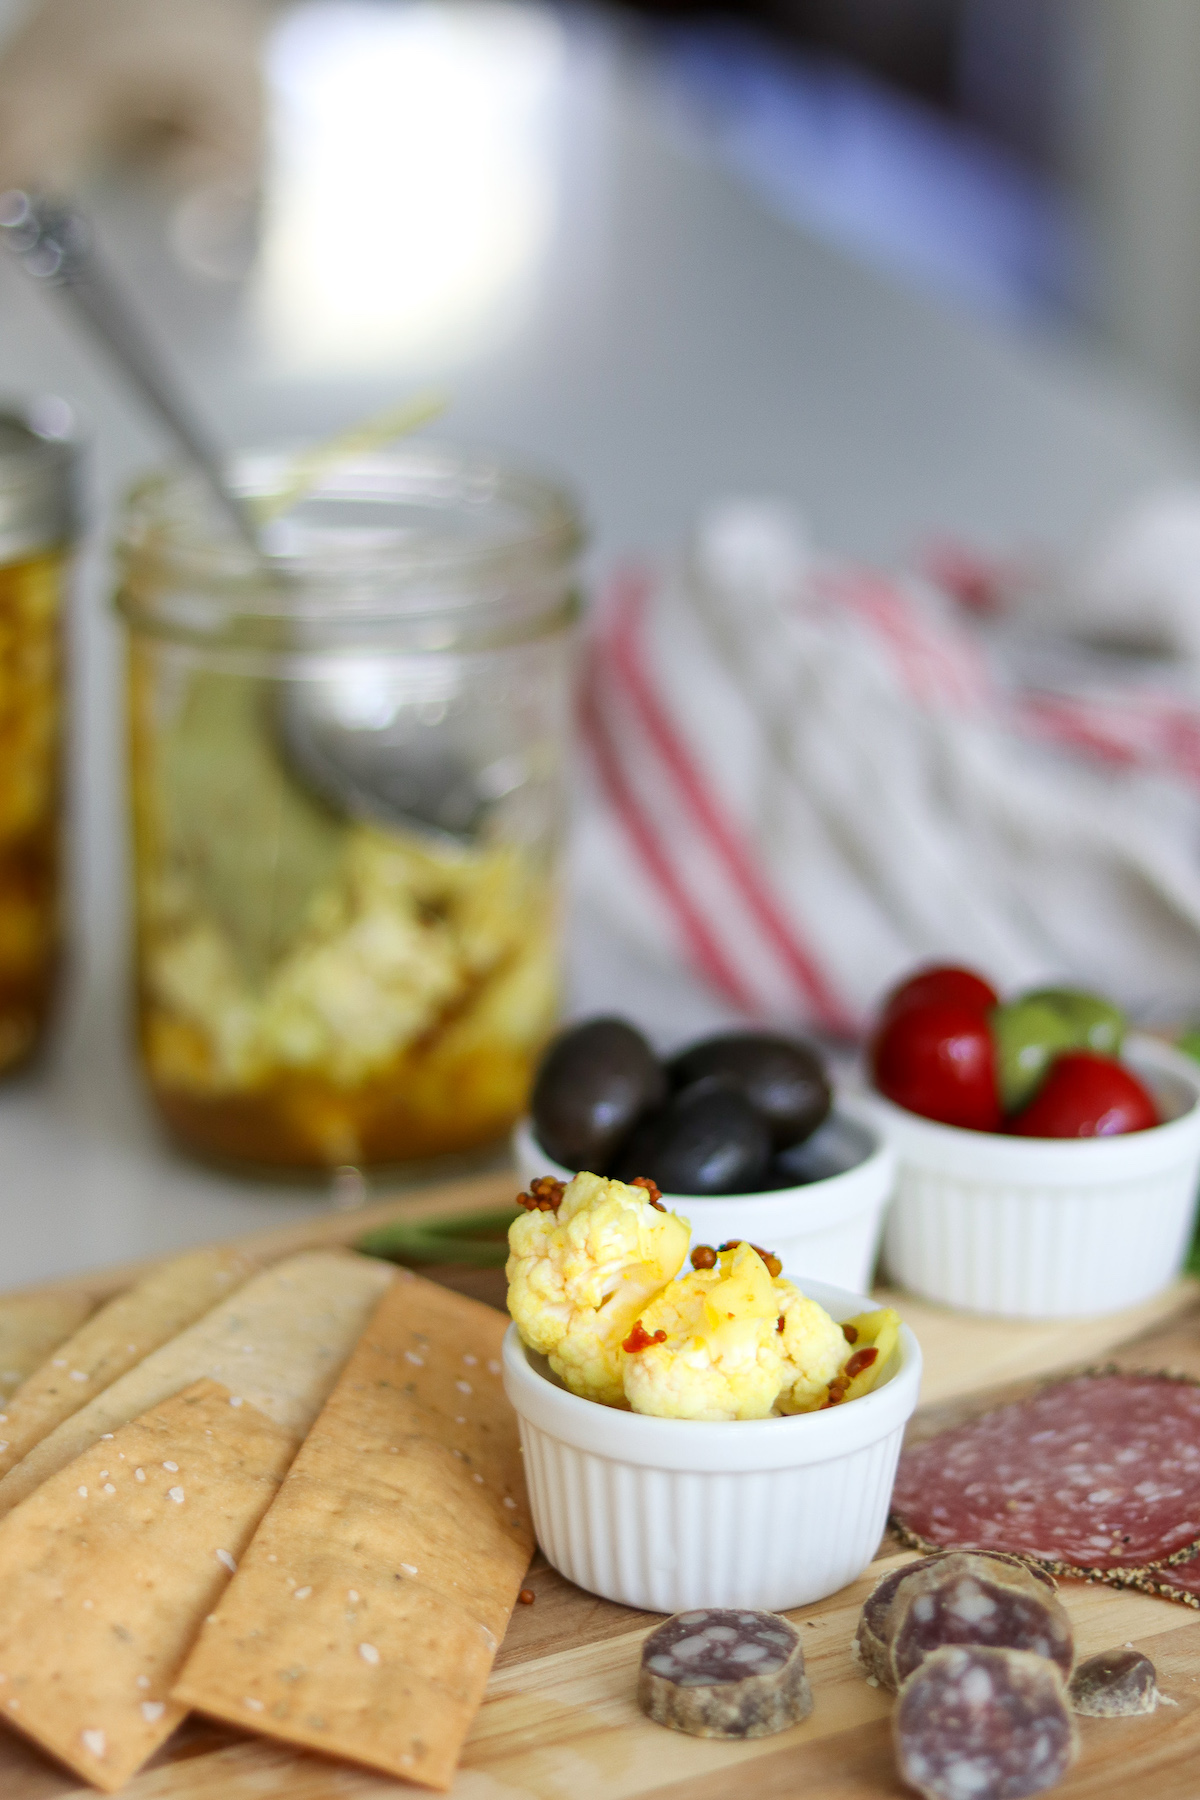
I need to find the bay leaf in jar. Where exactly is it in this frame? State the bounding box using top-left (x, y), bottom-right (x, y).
top-left (156, 670), bottom-right (346, 985)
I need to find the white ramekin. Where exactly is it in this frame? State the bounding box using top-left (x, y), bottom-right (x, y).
top-left (503, 1277), bottom-right (922, 1613)
top-left (864, 1034), bottom-right (1200, 1320)
top-left (511, 1098), bottom-right (896, 1292)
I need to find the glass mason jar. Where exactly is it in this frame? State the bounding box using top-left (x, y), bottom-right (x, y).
top-left (0, 411), bottom-right (76, 1075)
top-left (114, 445), bottom-right (583, 1172)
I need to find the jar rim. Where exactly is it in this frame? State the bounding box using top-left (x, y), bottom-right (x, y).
top-left (115, 441), bottom-right (585, 634)
top-left (0, 407), bottom-right (77, 560)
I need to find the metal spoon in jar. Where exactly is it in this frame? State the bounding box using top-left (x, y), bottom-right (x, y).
top-left (0, 190), bottom-right (261, 550)
top-left (0, 191), bottom-right (486, 846)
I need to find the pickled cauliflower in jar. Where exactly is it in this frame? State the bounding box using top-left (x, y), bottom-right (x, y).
top-left (129, 663), bottom-right (560, 1167)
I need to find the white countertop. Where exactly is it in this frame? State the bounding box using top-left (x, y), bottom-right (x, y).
top-left (2, 4), bottom-right (1198, 1288)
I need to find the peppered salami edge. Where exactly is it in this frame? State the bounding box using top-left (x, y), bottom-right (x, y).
top-left (1125, 1565), bottom-right (1200, 1608)
top-left (889, 1366), bottom-right (1200, 1588)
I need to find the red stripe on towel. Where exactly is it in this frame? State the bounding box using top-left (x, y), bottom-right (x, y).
top-left (1019, 691), bottom-right (1200, 787)
top-left (819, 566), bottom-right (992, 712)
top-left (578, 657), bottom-right (762, 1013)
top-left (605, 569), bottom-right (853, 1034)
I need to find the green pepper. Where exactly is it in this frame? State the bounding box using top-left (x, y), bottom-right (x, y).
top-left (1023, 987), bottom-right (1126, 1058)
top-left (989, 1000), bottom-right (1079, 1112)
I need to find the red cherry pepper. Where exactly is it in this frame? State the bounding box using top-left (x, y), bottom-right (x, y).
top-left (1007, 1052), bottom-right (1158, 1138)
top-left (881, 964), bottom-right (999, 1023)
top-left (621, 1321), bottom-right (667, 1354)
top-left (871, 1000), bottom-right (1002, 1131)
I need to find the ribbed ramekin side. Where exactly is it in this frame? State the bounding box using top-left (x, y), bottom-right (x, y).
top-left (884, 1158), bottom-right (1200, 1317)
top-left (515, 1417), bottom-right (905, 1611)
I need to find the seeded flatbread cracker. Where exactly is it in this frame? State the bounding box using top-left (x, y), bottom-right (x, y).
top-left (0, 1379), bottom-right (296, 1792)
top-left (0, 1246), bottom-right (259, 1483)
top-left (0, 1289), bottom-right (94, 1405)
top-left (173, 1273), bottom-right (532, 1791)
top-left (0, 1251), bottom-right (394, 1516)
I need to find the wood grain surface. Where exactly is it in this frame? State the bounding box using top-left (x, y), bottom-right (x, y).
top-left (2, 1184), bottom-right (1200, 1797)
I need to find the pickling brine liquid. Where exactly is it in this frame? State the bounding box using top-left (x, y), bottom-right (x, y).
top-left (127, 649), bottom-right (561, 1169)
top-left (0, 549), bottom-right (64, 1073)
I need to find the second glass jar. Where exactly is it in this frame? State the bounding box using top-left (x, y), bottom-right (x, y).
top-left (0, 411), bottom-right (76, 1076)
top-left (115, 445), bottom-right (582, 1171)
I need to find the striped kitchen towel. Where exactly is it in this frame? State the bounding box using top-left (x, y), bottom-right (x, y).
top-left (573, 500), bottom-right (1200, 1036)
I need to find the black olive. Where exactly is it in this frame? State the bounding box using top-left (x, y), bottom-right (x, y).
top-left (612, 1075), bottom-right (772, 1194)
top-left (758, 1162), bottom-right (811, 1190)
top-left (668, 1032), bottom-right (831, 1149)
top-left (771, 1114), bottom-right (868, 1185)
top-left (531, 1017), bottom-right (666, 1173)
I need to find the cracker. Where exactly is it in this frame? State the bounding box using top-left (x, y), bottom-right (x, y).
top-left (0, 1251), bottom-right (394, 1516)
top-left (0, 1246), bottom-right (260, 1482)
top-left (173, 1274), bottom-right (533, 1791)
top-left (0, 1289), bottom-right (94, 1405)
top-left (0, 1378), bottom-right (296, 1791)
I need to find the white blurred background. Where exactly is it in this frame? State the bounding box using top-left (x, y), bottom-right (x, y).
top-left (3, 0), bottom-right (1200, 1278)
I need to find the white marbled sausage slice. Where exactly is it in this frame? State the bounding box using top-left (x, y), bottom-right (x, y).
top-left (638, 1608), bottom-right (812, 1739)
top-left (886, 1553), bottom-right (1073, 1690)
top-left (894, 1645), bottom-right (1077, 1800)
top-left (855, 1552), bottom-right (1059, 1689)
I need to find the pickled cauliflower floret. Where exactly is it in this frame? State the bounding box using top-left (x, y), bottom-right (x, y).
top-left (774, 1279), bottom-right (849, 1414)
top-left (506, 1172), bottom-right (690, 1406)
top-left (622, 1242), bottom-right (786, 1421)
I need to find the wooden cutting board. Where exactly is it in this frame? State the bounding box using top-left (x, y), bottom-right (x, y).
top-left (3, 1171), bottom-right (1200, 1799)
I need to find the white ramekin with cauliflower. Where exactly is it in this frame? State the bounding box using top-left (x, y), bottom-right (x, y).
top-left (505, 1170), bottom-right (899, 1421)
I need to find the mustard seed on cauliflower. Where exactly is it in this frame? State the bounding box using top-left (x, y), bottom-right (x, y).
top-left (773, 1279), bottom-right (849, 1413)
top-left (506, 1171), bottom-right (690, 1406)
top-left (622, 1242), bottom-right (786, 1421)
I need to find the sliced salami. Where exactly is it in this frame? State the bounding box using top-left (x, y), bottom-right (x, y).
top-left (637, 1608), bottom-right (811, 1739)
top-left (894, 1645), bottom-right (1077, 1800)
top-left (1068, 1649), bottom-right (1159, 1717)
top-left (852, 1555), bottom-right (1057, 1692)
top-left (891, 1372), bottom-right (1200, 1576)
top-left (856, 1559), bottom-right (939, 1685)
top-left (885, 1553), bottom-right (1073, 1691)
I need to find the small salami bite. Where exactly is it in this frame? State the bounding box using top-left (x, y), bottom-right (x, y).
top-left (885, 1552), bottom-right (1073, 1691)
top-left (637, 1608), bottom-right (812, 1739)
top-left (891, 1372), bottom-right (1200, 1577)
top-left (1068, 1649), bottom-right (1159, 1717)
top-left (894, 1645), bottom-right (1077, 1800)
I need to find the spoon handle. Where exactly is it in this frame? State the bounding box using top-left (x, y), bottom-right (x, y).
top-left (0, 190), bottom-right (260, 549)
